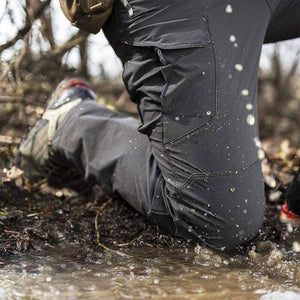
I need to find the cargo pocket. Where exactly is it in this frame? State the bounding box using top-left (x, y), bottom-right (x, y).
top-left (154, 17), bottom-right (217, 145)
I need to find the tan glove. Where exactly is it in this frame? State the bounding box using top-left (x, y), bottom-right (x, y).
top-left (59, 0), bottom-right (113, 34)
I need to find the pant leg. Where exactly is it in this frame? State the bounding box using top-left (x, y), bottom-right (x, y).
top-left (52, 103), bottom-right (168, 220)
top-left (265, 0), bottom-right (300, 43)
top-left (52, 1), bottom-right (277, 250)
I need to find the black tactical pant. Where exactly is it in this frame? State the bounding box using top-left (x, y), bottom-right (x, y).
top-left (52, 0), bottom-right (300, 249)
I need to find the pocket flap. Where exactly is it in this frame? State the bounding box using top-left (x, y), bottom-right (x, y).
top-left (119, 1), bottom-right (210, 49)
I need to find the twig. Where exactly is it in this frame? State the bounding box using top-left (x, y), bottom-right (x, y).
top-left (50, 31), bottom-right (89, 58)
top-left (94, 198), bottom-right (132, 258)
top-left (117, 234), bottom-right (143, 247)
top-left (4, 230), bottom-right (21, 236)
top-left (94, 198), bottom-right (112, 244)
top-left (26, 213), bottom-right (40, 218)
top-left (0, 135), bottom-right (21, 146)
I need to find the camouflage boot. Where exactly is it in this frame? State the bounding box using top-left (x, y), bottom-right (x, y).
top-left (16, 78), bottom-right (96, 192)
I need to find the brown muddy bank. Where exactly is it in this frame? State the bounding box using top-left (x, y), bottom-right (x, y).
top-left (0, 139), bottom-right (299, 255)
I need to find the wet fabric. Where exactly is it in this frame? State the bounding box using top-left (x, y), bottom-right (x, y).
top-left (52, 0), bottom-right (300, 249)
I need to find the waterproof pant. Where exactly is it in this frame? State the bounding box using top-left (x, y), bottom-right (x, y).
top-left (52, 0), bottom-right (300, 249)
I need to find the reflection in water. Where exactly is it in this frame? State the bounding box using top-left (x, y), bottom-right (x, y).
top-left (0, 245), bottom-right (299, 299)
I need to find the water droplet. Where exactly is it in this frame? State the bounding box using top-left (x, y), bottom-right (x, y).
top-left (225, 4), bottom-right (233, 13)
top-left (287, 223), bottom-right (293, 233)
top-left (229, 35), bottom-right (236, 42)
top-left (253, 137), bottom-right (261, 148)
top-left (175, 116), bottom-right (180, 121)
top-left (246, 103), bottom-right (253, 110)
top-left (258, 149), bottom-right (265, 160)
top-left (241, 89), bottom-right (249, 96)
top-left (293, 241), bottom-right (300, 253)
top-left (246, 114), bottom-right (255, 126)
top-left (235, 64), bottom-right (243, 71)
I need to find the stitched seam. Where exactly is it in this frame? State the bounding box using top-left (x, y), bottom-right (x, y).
top-left (154, 47), bottom-right (181, 199)
top-left (164, 114), bottom-right (218, 147)
top-left (179, 159), bottom-right (261, 191)
top-left (166, 153), bottom-right (209, 175)
top-left (203, 15), bottom-right (218, 116)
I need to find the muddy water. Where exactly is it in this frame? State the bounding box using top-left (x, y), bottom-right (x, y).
top-left (0, 242), bottom-right (300, 300)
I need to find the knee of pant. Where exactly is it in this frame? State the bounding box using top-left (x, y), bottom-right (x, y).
top-left (177, 194), bottom-right (265, 250)
top-left (210, 204), bottom-right (265, 250)
top-left (174, 170), bottom-right (266, 250)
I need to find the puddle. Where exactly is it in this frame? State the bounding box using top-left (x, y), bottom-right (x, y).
top-left (1, 244), bottom-right (299, 300)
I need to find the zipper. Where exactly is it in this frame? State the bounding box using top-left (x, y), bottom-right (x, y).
top-left (120, 0), bottom-right (134, 16)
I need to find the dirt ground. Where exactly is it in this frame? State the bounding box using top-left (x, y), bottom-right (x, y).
top-left (0, 135), bottom-right (299, 260)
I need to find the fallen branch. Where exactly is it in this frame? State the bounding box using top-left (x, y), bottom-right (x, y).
top-left (0, 0), bottom-right (51, 53)
top-left (50, 31), bottom-right (89, 58)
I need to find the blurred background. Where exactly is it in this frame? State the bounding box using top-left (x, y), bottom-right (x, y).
top-left (0, 0), bottom-right (299, 147)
